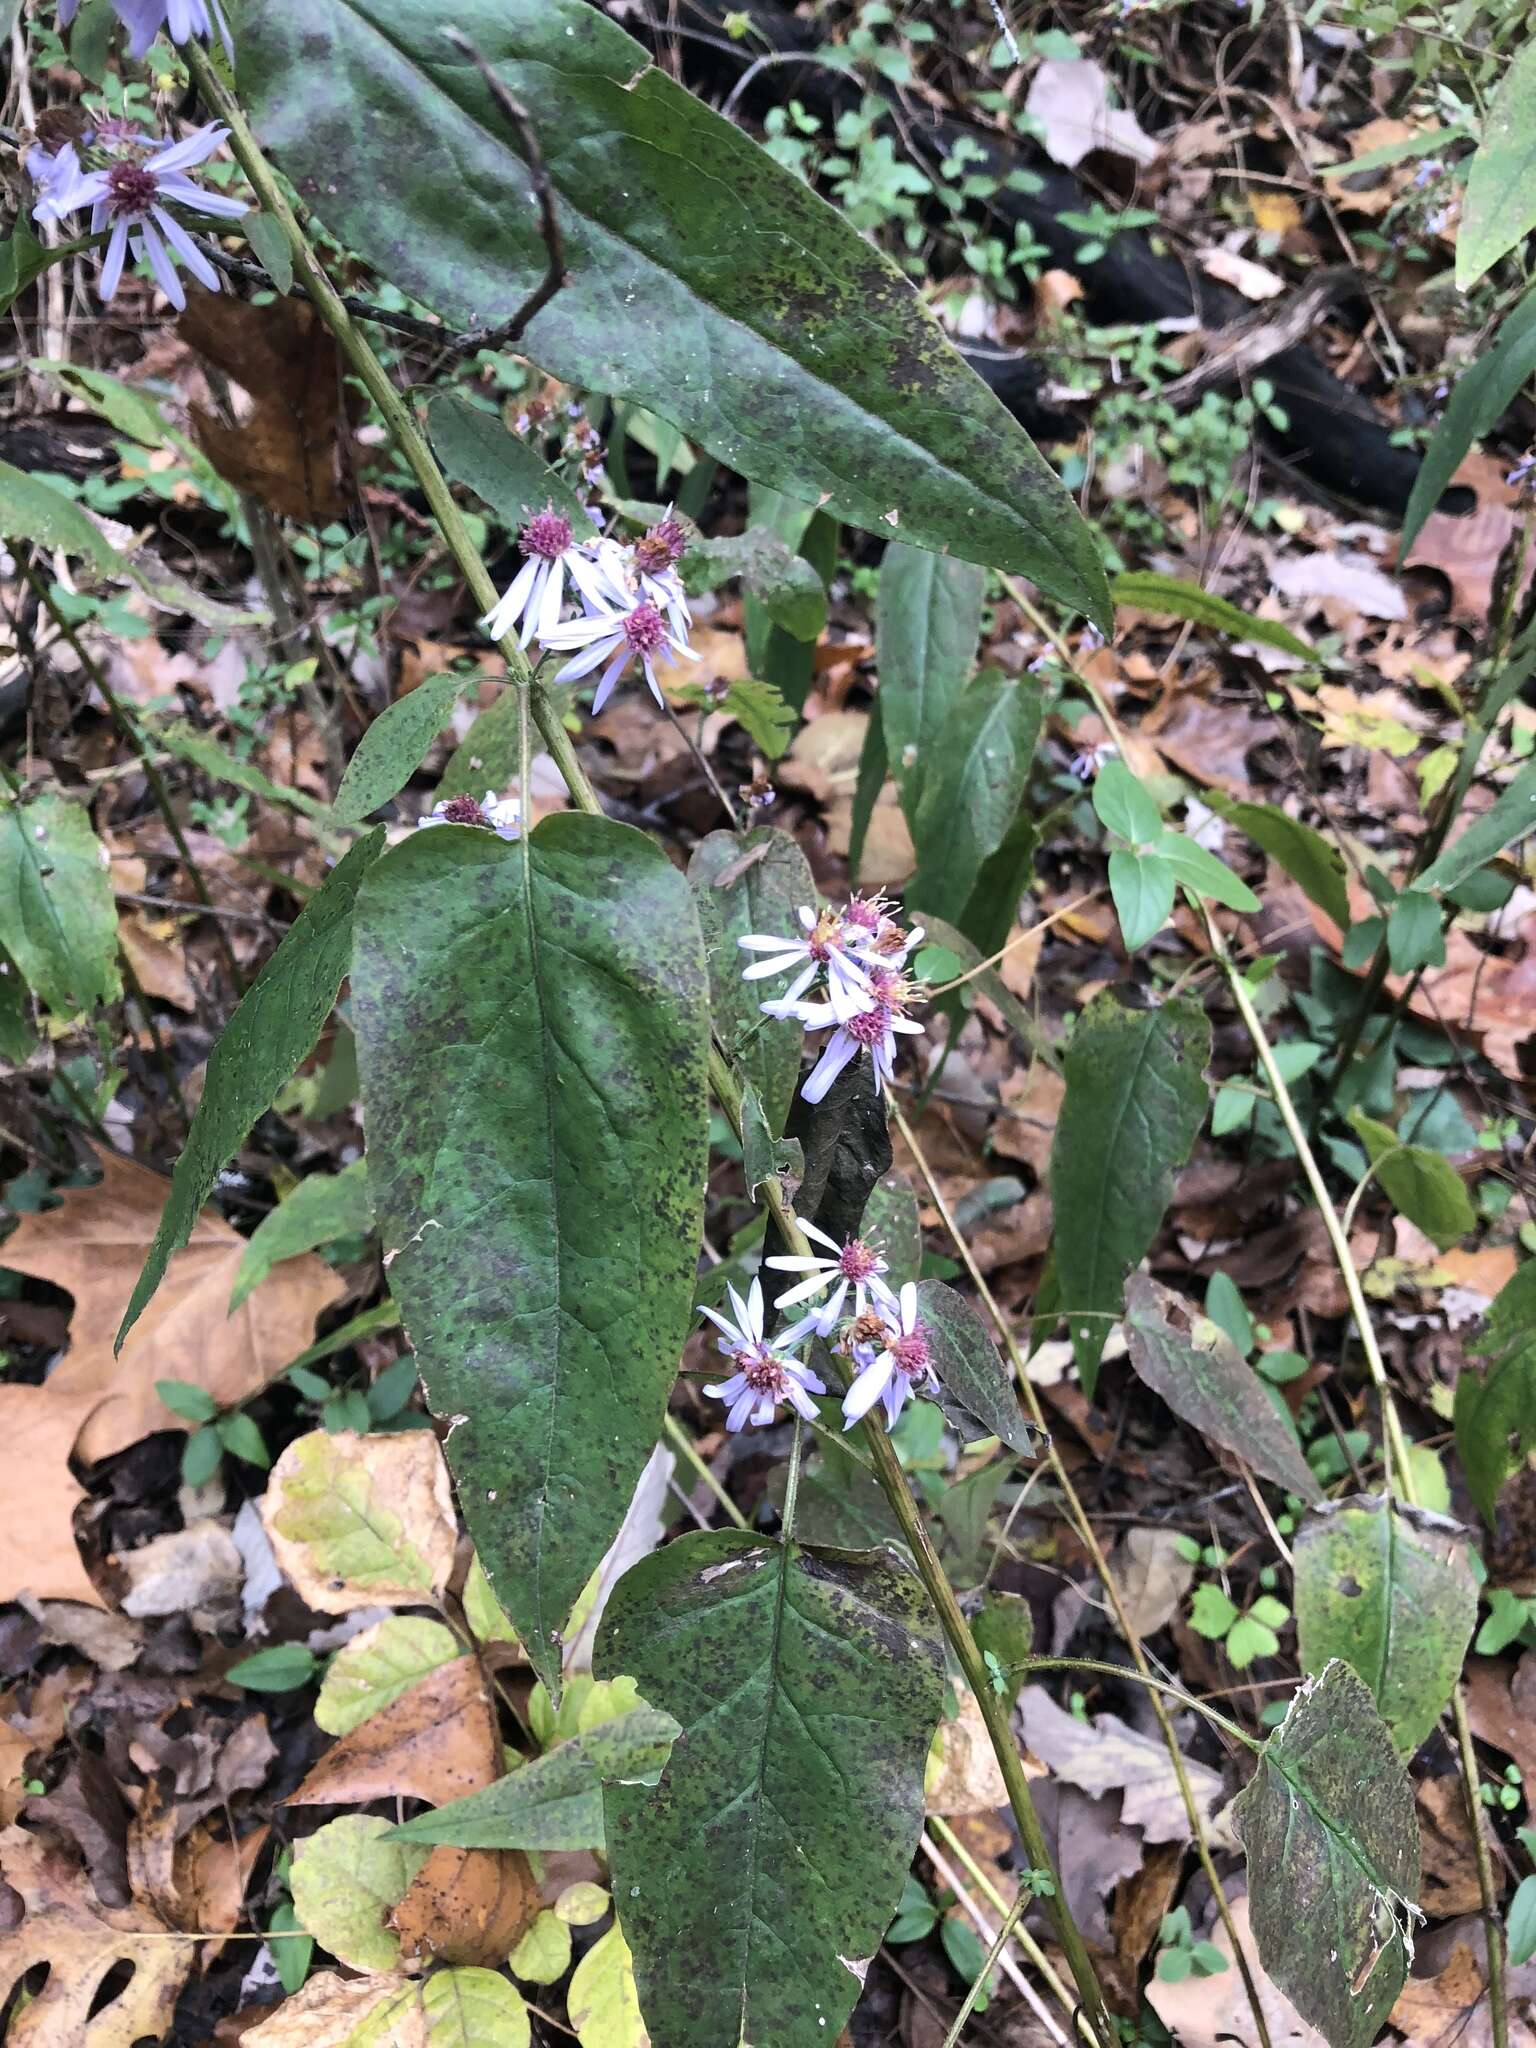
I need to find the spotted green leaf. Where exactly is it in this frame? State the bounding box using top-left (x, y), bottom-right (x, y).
top-left (0, 792), bottom-right (119, 1017)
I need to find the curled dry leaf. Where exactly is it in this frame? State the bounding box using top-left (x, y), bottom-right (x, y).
top-left (0, 1822), bottom-right (194, 2046)
top-left (0, 1149), bottom-right (346, 1465)
top-left (262, 1428), bottom-right (457, 1614)
top-left (1018, 1684), bottom-right (1233, 1847)
top-left (118, 1519), bottom-right (244, 1628)
top-left (389, 1839), bottom-right (541, 1968)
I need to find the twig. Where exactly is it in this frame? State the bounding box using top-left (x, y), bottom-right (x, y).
top-left (926, 1817), bottom-right (1084, 2035)
top-left (439, 30), bottom-right (569, 350)
top-left (919, 1832), bottom-right (1072, 2048)
top-left (663, 1413), bottom-right (750, 1531)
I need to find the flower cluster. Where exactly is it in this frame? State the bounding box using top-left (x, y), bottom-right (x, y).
top-left (26, 122), bottom-right (246, 313)
top-left (738, 892), bottom-right (925, 1103)
top-left (481, 506), bottom-right (697, 715)
top-left (696, 1240), bottom-right (938, 1436)
top-left (58, 0), bottom-right (232, 62)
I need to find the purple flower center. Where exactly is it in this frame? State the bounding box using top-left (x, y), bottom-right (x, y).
top-left (843, 895), bottom-right (883, 932)
top-left (105, 160), bottom-right (159, 218)
top-left (889, 1326), bottom-right (931, 1378)
top-left (634, 517), bottom-right (688, 574)
top-left (847, 1006), bottom-right (891, 1048)
top-left (738, 1344), bottom-right (789, 1395)
top-left (622, 601), bottom-right (668, 655)
top-left (520, 508), bottom-right (573, 561)
top-left (440, 795), bottom-right (489, 826)
top-left (838, 1239), bottom-right (878, 1280)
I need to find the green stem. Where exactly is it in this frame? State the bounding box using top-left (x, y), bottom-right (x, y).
top-left (202, 66), bottom-right (1117, 2042)
top-left (663, 1414), bottom-right (750, 1532)
top-left (1024, 1657), bottom-right (1259, 1751)
top-left (940, 1886), bottom-right (1029, 2048)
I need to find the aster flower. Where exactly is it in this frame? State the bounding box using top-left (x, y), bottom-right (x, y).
top-left (842, 892), bottom-right (923, 966)
top-left (58, 0), bottom-right (233, 63)
top-left (418, 790), bottom-right (522, 841)
top-left (25, 141), bottom-right (95, 224)
top-left (737, 904), bottom-right (872, 1018)
top-left (841, 1282), bottom-right (935, 1430)
top-left (481, 507), bottom-right (620, 649)
top-left (698, 1278), bottom-right (826, 1431)
top-left (1508, 453), bottom-right (1536, 493)
top-left (542, 597), bottom-right (695, 714)
top-left (58, 123), bottom-right (247, 312)
top-left (797, 964), bottom-right (924, 1105)
top-left (765, 1217), bottom-right (895, 1333)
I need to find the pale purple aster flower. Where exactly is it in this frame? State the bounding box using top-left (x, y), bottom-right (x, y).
top-left (58, 0), bottom-right (233, 63)
top-left (797, 965), bottom-right (924, 1105)
top-left (418, 790), bottom-right (521, 841)
top-left (1508, 453), bottom-right (1536, 492)
top-left (1412, 159), bottom-right (1443, 188)
top-left (25, 141), bottom-right (95, 224)
top-left (1070, 740), bottom-right (1118, 781)
top-left (542, 597), bottom-right (695, 713)
top-left (578, 522), bottom-right (692, 641)
top-left (59, 123), bottom-right (246, 312)
top-left (480, 507), bottom-right (618, 649)
top-left (699, 1277), bottom-right (826, 1431)
top-left (766, 1216), bottom-right (896, 1334)
top-left (841, 1282), bottom-right (935, 1430)
top-left (842, 891), bottom-right (923, 967)
top-left (738, 903), bottom-right (872, 1018)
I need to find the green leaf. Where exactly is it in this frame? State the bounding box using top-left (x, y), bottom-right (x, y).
top-left (351, 1970), bottom-right (531, 2048)
top-left (429, 392), bottom-right (590, 532)
top-left (388, 1706), bottom-right (681, 1852)
top-left (847, 706), bottom-right (888, 886)
top-left (1204, 1271), bottom-right (1253, 1358)
top-left (685, 527), bottom-right (828, 642)
top-left (0, 225), bottom-right (96, 322)
top-left (1418, 758), bottom-right (1536, 895)
top-left (0, 459), bottom-right (125, 574)
top-left (1505, 1875), bottom-right (1536, 1970)
top-left (1457, 40), bottom-right (1536, 289)
top-left (1320, 126), bottom-right (1468, 178)
top-left (351, 815), bottom-right (709, 1689)
top-left (1209, 798), bottom-right (1349, 928)
top-left (1385, 888), bottom-right (1444, 973)
top-left (1348, 1110), bottom-right (1474, 1252)
top-left (117, 829), bottom-right (385, 1349)
top-left (463, 1549), bottom-right (520, 1647)
top-left (1224, 1612), bottom-right (1281, 1668)
top-left (1234, 1661), bottom-right (1419, 2048)
top-left (1189, 1584), bottom-right (1239, 1638)
top-left (1403, 287), bottom-right (1536, 553)
top-left (510, 1910), bottom-right (573, 1985)
top-left (717, 675), bottom-right (797, 762)
top-left (289, 1814), bottom-right (428, 1974)
top-left (864, 1174), bottom-right (924, 1288)
top-left (740, 1081), bottom-right (804, 1203)
top-left (231, 1160), bottom-right (373, 1311)
top-left (910, 672), bottom-right (1044, 921)
top-left (597, 1530), bottom-right (945, 2048)
top-left (152, 720), bottom-right (336, 827)
top-left (875, 544), bottom-right (986, 820)
top-left (216, 1410), bottom-right (271, 1469)
top-left (239, 0), bottom-right (1110, 625)
top-left (1093, 759), bottom-right (1163, 847)
top-left (314, 1614), bottom-right (464, 1737)
top-left (915, 1279), bottom-right (1032, 1452)
top-left (1123, 1276), bottom-right (1320, 1501)
top-left (1108, 850), bottom-right (1174, 950)
top-left (776, 1426), bottom-right (904, 1553)
top-left (1455, 1259), bottom-right (1536, 1525)
top-left (0, 793), bottom-right (120, 1015)
top-left (244, 210), bottom-right (294, 294)
top-left (334, 672), bottom-right (476, 824)
top-left (155, 1379), bottom-right (220, 1424)
top-left (1050, 993), bottom-right (1210, 1396)
top-left (180, 1425), bottom-right (223, 1488)
top-left (1149, 831), bottom-right (1261, 913)
top-left (958, 807), bottom-right (1040, 959)
top-left (1110, 571), bottom-right (1313, 658)
top-left (568, 1926), bottom-right (647, 2048)
top-left (1293, 1494), bottom-right (1477, 1758)
top-left (226, 1641), bottom-right (320, 1692)
top-left (687, 826), bottom-right (816, 1138)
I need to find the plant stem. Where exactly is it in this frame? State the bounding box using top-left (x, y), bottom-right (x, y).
top-left (211, 69), bottom-right (1118, 2040)
top-left (926, 1815), bottom-right (1084, 2034)
top-left (663, 1414), bottom-right (750, 1532)
top-left (1196, 899), bottom-right (1508, 2048)
top-left (889, 1094), bottom-right (1275, 2048)
top-left (1022, 1658), bottom-right (1258, 1751)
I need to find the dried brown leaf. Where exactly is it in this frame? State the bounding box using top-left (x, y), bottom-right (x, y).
top-left (0, 1387), bottom-right (106, 1608)
top-left (389, 1842), bottom-right (541, 1968)
top-left (290, 1651), bottom-right (498, 1808)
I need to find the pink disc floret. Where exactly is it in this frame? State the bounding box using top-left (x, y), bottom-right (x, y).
top-left (440, 795), bottom-right (489, 827)
top-left (622, 601), bottom-right (669, 654)
top-left (634, 516), bottom-right (688, 574)
top-left (889, 1325), bottom-right (931, 1378)
top-left (738, 1344), bottom-right (789, 1395)
top-left (105, 160), bottom-right (158, 217)
top-left (520, 507), bottom-right (574, 561)
top-left (838, 1238), bottom-right (879, 1280)
top-left (847, 1005), bottom-right (892, 1047)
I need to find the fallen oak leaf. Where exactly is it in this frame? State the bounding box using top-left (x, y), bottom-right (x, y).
top-left (291, 1649), bottom-right (495, 1808)
top-left (1, 1148), bottom-right (345, 1465)
top-left (0, 1822), bottom-right (194, 2046)
top-left (0, 1386), bottom-right (107, 1608)
top-left (1018, 1684), bottom-right (1234, 1847)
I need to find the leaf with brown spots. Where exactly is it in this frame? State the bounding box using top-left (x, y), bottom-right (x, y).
top-left (291, 1652), bottom-right (498, 1808)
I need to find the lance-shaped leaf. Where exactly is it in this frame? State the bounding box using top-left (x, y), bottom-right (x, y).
top-left (1417, 756), bottom-right (1536, 894)
top-left (1455, 1258), bottom-right (1536, 1527)
top-left (388, 1706), bottom-right (681, 1853)
top-left (0, 792), bottom-right (120, 1016)
top-left (1293, 1494), bottom-right (1476, 1759)
top-left (334, 671), bottom-right (477, 824)
top-left (1110, 571), bottom-right (1313, 658)
top-left (688, 826), bottom-right (815, 1139)
top-left (236, 0), bottom-right (1109, 624)
top-left (597, 1530), bottom-right (944, 2048)
top-left (1050, 992), bottom-right (1210, 1397)
top-left (119, 829), bottom-right (385, 1348)
top-left (876, 544), bottom-right (986, 820)
top-left (1123, 1276), bottom-right (1320, 1502)
top-left (909, 672), bottom-right (1044, 923)
top-left (429, 393), bottom-right (590, 533)
top-left (351, 816), bottom-right (709, 1690)
top-left (1235, 1660), bottom-right (1419, 2048)
top-left (915, 1279), bottom-right (1034, 1452)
